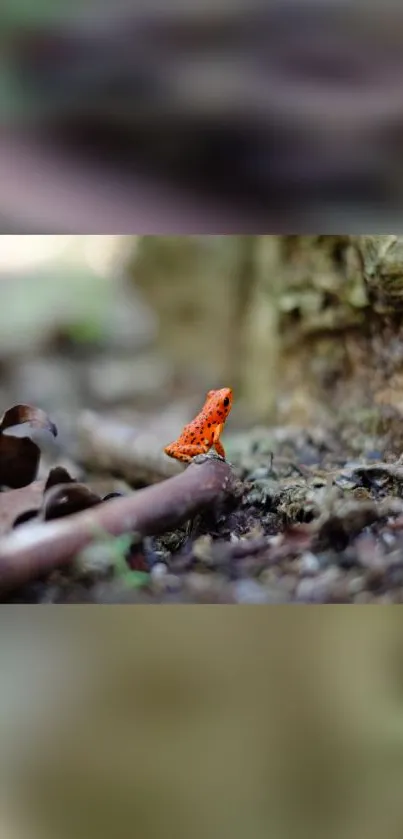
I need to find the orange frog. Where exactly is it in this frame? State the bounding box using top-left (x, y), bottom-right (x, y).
top-left (164, 387), bottom-right (233, 463)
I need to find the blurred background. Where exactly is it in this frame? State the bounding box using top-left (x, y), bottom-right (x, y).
top-left (1, 232), bottom-right (403, 453)
top-left (2, 1), bottom-right (403, 231)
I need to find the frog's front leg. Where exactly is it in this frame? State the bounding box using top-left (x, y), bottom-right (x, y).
top-left (212, 424), bottom-right (225, 459)
top-left (164, 441), bottom-right (211, 463)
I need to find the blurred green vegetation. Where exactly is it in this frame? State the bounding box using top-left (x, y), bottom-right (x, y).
top-left (1, 0), bottom-right (84, 27)
top-left (0, 266), bottom-right (109, 353)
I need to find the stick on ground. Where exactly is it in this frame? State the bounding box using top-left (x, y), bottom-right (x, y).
top-left (0, 455), bottom-right (233, 596)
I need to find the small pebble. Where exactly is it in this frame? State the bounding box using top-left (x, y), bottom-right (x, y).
top-left (347, 576), bottom-right (365, 596)
top-left (151, 563), bottom-right (168, 580)
top-left (150, 563), bottom-right (169, 593)
top-left (151, 566), bottom-right (181, 594)
top-left (296, 578), bottom-right (318, 601)
top-left (234, 579), bottom-right (269, 604)
top-left (192, 535), bottom-right (214, 563)
top-left (249, 466), bottom-right (271, 481)
top-left (268, 534), bottom-right (283, 548)
top-left (299, 551), bottom-right (320, 575)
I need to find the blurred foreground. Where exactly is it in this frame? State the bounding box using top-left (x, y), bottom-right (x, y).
top-left (2, 610), bottom-right (403, 839)
top-left (2, 2), bottom-right (403, 230)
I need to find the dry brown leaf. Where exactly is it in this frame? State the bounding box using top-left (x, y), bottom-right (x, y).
top-left (0, 404), bottom-right (57, 489)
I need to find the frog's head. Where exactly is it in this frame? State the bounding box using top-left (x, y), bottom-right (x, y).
top-left (206, 387), bottom-right (233, 419)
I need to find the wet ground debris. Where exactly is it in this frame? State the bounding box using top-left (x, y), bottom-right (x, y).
top-left (3, 409), bottom-right (403, 602)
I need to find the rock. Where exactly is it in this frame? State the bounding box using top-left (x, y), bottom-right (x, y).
top-left (347, 576), bottom-right (365, 597)
top-left (234, 579), bottom-right (269, 603)
top-left (234, 578), bottom-right (288, 604)
top-left (299, 551), bottom-right (320, 575)
top-left (150, 564), bottom-right (181, 594)
top-left (150, 562), bottom-right (168, 580)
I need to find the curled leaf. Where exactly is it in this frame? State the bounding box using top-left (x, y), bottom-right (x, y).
top-left (42, 484), bottom-right (102, 521)
top-left (0, 436), bottom-right (42, 490)
top-left (45, 466), bottom-right (77, 491)
top-left (0, 405), bottom-right (58, 437)
top-left (13, 509), bottom-right (40, 528)
top-left (8, 468), bottom-right (123, 531)
top-left (0, 404), bottom-right (58, 490)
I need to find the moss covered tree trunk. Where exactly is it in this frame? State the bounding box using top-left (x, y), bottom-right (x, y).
top-left (127, 235), bottom-right (403, 448)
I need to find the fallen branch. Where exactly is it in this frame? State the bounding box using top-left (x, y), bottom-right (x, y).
top-left (0, 455), bottom-right (233, 596)
top-left (77, 410), bottom-right (183, 484)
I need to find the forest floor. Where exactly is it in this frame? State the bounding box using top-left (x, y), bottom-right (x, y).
top-left (2, 361), bottom-right (403, 603)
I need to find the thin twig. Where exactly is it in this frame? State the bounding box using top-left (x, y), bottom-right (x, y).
top-left (0, 456), bottom-right (233, 595)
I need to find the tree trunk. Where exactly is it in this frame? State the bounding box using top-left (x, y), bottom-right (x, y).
top-left (127, 235), bottom-right (403, 447)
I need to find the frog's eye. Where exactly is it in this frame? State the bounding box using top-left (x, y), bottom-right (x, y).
top-left (223, 396), bottom-right (230, 408)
